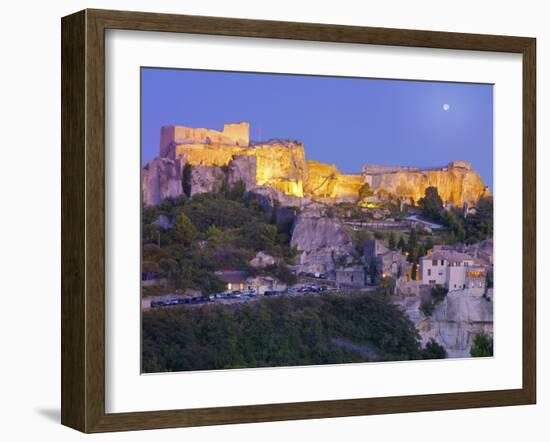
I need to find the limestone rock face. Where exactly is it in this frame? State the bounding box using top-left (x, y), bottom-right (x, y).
top-left (290, 212), bottom-right (355, 274)
top-left (227, 155), bottom-right (257, 190)
top-left (144, 122), bottom-right (489, 208)
top-left (142, 158), bottom-right (182, 206)
top-left (252, 141), bottom-right (307, 197)
top-left (396, 290), bottom-right (493, 358)
top-left (304, 160), bottom-right (364, 200)
top-left (365, 165), bottom-right (488, 207)
top-left (189, 165), bottom-right (225, 196)
top-left (172, 139), bottom-right (308, 198)
top-left (249, 251), bottom-right (278, 269)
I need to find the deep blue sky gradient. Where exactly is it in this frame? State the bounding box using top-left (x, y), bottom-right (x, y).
top-left (141, 68), bottom-right (493, 188)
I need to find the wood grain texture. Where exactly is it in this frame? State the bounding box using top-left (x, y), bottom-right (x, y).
top-left (61, 10), bottom-right (86, 432)
top-left (61, 8), bottom-right (537, 433)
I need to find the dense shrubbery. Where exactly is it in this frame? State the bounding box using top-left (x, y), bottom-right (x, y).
top-left (142, 186), bottom-right (296, 295)
top-left (142, 292), bottom-right (435, 372)
top-left (470, 332), bottom-right (493, 357)
top-left (416, 186), bottom-right (493, 245)
top-left (420, 285), bottom-right (449, 317)
top-left (421, 339), bottom-right (448, 359)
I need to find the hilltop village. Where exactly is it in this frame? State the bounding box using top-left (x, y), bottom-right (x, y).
top-left (142, 122), bottom-right (494, 360)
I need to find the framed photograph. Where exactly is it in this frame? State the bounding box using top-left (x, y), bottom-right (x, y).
top-left (61, 9), bottom-right (536, 433)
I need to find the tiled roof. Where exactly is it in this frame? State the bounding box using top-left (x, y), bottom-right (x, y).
top-left (215, 270), bottom-right (249, 283)
top-left (420, 250), bottom-right (475, 264)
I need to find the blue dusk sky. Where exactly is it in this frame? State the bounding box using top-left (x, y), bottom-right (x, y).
top-left (141, 68), bottom-right (493, 188)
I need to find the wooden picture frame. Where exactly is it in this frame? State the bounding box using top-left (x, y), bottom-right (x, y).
top-left (61, 8), bottom-right (536, 433)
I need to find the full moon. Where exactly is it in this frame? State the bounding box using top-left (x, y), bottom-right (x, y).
top-left (443, 103), bottom-right (450, 111)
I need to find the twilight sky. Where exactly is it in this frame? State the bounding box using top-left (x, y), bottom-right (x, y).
top-left (141, 68), bottom-right (493, 188)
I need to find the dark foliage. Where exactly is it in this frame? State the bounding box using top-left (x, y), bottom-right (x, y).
top-left (418, 186), bottom-right (443, 221)
top-left (470, 332), bottom-right (493, 357)
top-left (421, 339), bottom-right (448, 359)
top-left (142, 292), bottom-right (426, 372)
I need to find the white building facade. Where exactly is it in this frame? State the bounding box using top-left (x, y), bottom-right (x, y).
top-left (420, 250), bottom-right (486, 293)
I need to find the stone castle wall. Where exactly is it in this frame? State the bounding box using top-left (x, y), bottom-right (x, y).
top-left (143, 122), bottom-right (489, 207)
top-left (160, 122), bottom-right (250, 157)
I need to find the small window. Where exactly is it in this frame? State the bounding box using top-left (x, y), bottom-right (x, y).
top-left (427, 269), bottom-right (431, 276)
top-left (432, 259), bottom-right (438, 266)
top-left (440, 259), bottom-right (444, 266)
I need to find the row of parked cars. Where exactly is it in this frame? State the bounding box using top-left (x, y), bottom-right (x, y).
top-left (298, 272), bottom-right (329, 280)
top-left (150, 296), bottom-right (211, 308)
top-left (150, 284), bottom-right (338, 308)
top-left (210, 290), bottom-right (258, 300)
top-left (265, 284), bottom-right (333, 297)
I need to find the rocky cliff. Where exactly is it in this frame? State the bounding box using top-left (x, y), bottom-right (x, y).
top-left (142, 122), bottom-right (489, 207)
top-left (395, 290), bottom-right (493, 358)
top-left (290, 211), bottom-right (355, 274)
top-left (364, 166), bottom-right (488, 207)
top-left (304, 161), bottom-right (364, 200)
top-left (141, 158), bottom-right (182, 205)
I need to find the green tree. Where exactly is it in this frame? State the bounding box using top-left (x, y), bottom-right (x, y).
top-left (358, 182), bottom-right (374, 200)
top-left (470, 332), bottom-right (493, 357)
top-left (352, 230), bottom-right (372, 255)
top-left (422, 339), bottom-right (447, 359)
top-left (441, 210), bottom-right (465, 243)
top-left (225, 179), bottom-right (246, 201)
top-left (266, 263), bottom-right (297, 285)
top-left (420, 299), bottom-right (435, 316)
top-left (175, 212), bottom-right (197, 244)
top-left (465, 196), bottom-right (494, 243)
top-left (408, 228), bottom-right (419, 250)
top-left (418, 186), bottom-right (444, 221)
top-left (380, 275), bottom-right (396, 295)
top-left (411, 262), bottom-right (418, 281)
top-left (397, 235), bottom-right (406, 251)
top-left (182, 163), bottom-right (193, 197)
top-left (431, 285), bottom-right (448, 303)
top-left (368, 258), bottom-right (378, 284)
top-left (388, 231), bottom-right (397, 250)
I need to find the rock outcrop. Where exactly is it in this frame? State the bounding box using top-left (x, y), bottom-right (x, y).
top-left (290, 212), bottom-right (355, 274)
top-left (189, 165), bottom-right (225, 196)
top-left (252, 141), bottom-right (307, 197)
top-left (142, 122), bottom-right (489, 208)
top-left (227, 155), bottom-right (257, 190)
top-left (304, 161), bottom-right (364, 200)
top-left (395, 290), bottom-right (493, 358)
top-left (142, 158), bottom-right (182, 206)
top-left (363, 163), bottom-right (488, 207)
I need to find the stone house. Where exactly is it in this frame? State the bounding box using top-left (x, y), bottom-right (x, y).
top-left (419, 250), bottom-right (486, 293)
top-left (215, 270), bottom-right (249, 292)
top-left (336, 267), bottom-right (366, 288)
top-left (363, 239), bottom-right (411, 282)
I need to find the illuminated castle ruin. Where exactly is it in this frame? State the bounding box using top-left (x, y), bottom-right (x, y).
top-left (142, 122), bottom-right (489, 207)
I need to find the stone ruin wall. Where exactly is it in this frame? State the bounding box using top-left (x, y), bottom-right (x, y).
top-left (305, 161), bottom-right (364, 199)
top-left (143, 122), bottom-right (488, 206)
